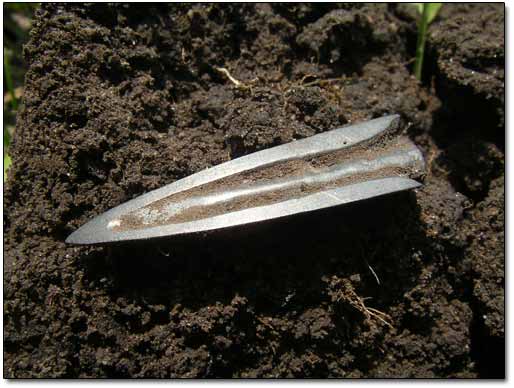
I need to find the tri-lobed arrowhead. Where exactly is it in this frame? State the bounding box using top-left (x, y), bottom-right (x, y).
top-left (66, 115), bottom-right (425, 245)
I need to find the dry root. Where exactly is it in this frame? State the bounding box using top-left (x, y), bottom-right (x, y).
top-left (215, 67), bottom-right (257, 92)
top-left (326, 276), bottom-right (393, 329)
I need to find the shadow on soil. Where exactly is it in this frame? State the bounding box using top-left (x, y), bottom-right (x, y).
top-left (79, 191), bottom-right (427, 317)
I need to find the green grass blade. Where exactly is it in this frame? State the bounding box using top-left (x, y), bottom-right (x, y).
top-left (425, 3), bottom-right (442, 24)
top-left (414, 5), bottom-right (429, 80)
top-left (413, 3), bottom-right (442, 80)
top-left (4, 129), bottom-right (12, 181)
top-left (4, 153), bottom-right (12, 181)
top-left (4, 126), bottom-right (11, 148)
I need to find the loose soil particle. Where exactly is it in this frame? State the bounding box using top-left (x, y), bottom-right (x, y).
top-left (4, 3), bottom-right (504, 378)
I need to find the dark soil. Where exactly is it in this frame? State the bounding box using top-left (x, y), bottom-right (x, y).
top-left (4, 3), bottom-right (504, 378)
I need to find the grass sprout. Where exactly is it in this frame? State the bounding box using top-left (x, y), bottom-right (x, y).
top-left (413, 3), bottom-right (442, 80)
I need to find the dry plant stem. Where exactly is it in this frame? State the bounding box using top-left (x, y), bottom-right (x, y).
top-left (216, 67), bottom-right (242, 87)
top-left (334, 281), bottom-right (394, 329)
top-left (365, 259), bottom-right (381, 285)
top-left (299, 77), bottom-right (345, 88)
top-left (216, 67), bottom-right (248, 89)
top-left (350, 293), bottom-right (394, 329)
top-left (366, 307), bottom-right (394, 329)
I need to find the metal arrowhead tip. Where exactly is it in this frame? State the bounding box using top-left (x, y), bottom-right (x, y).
top-left (66, 114), bottom-right (425, 245)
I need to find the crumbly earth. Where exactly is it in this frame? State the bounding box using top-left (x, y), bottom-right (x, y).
top-left (4, 3), bottom-right (504, 378)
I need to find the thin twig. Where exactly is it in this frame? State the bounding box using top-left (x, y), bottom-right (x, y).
top-left (300, 77), bottom-right (345, 88)
top-left (365, 259), bottom-right (381, 285)
top-left (366, 307), bottom-right (394, 328)
top-left (216, 67), bottom-right (246, 89)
